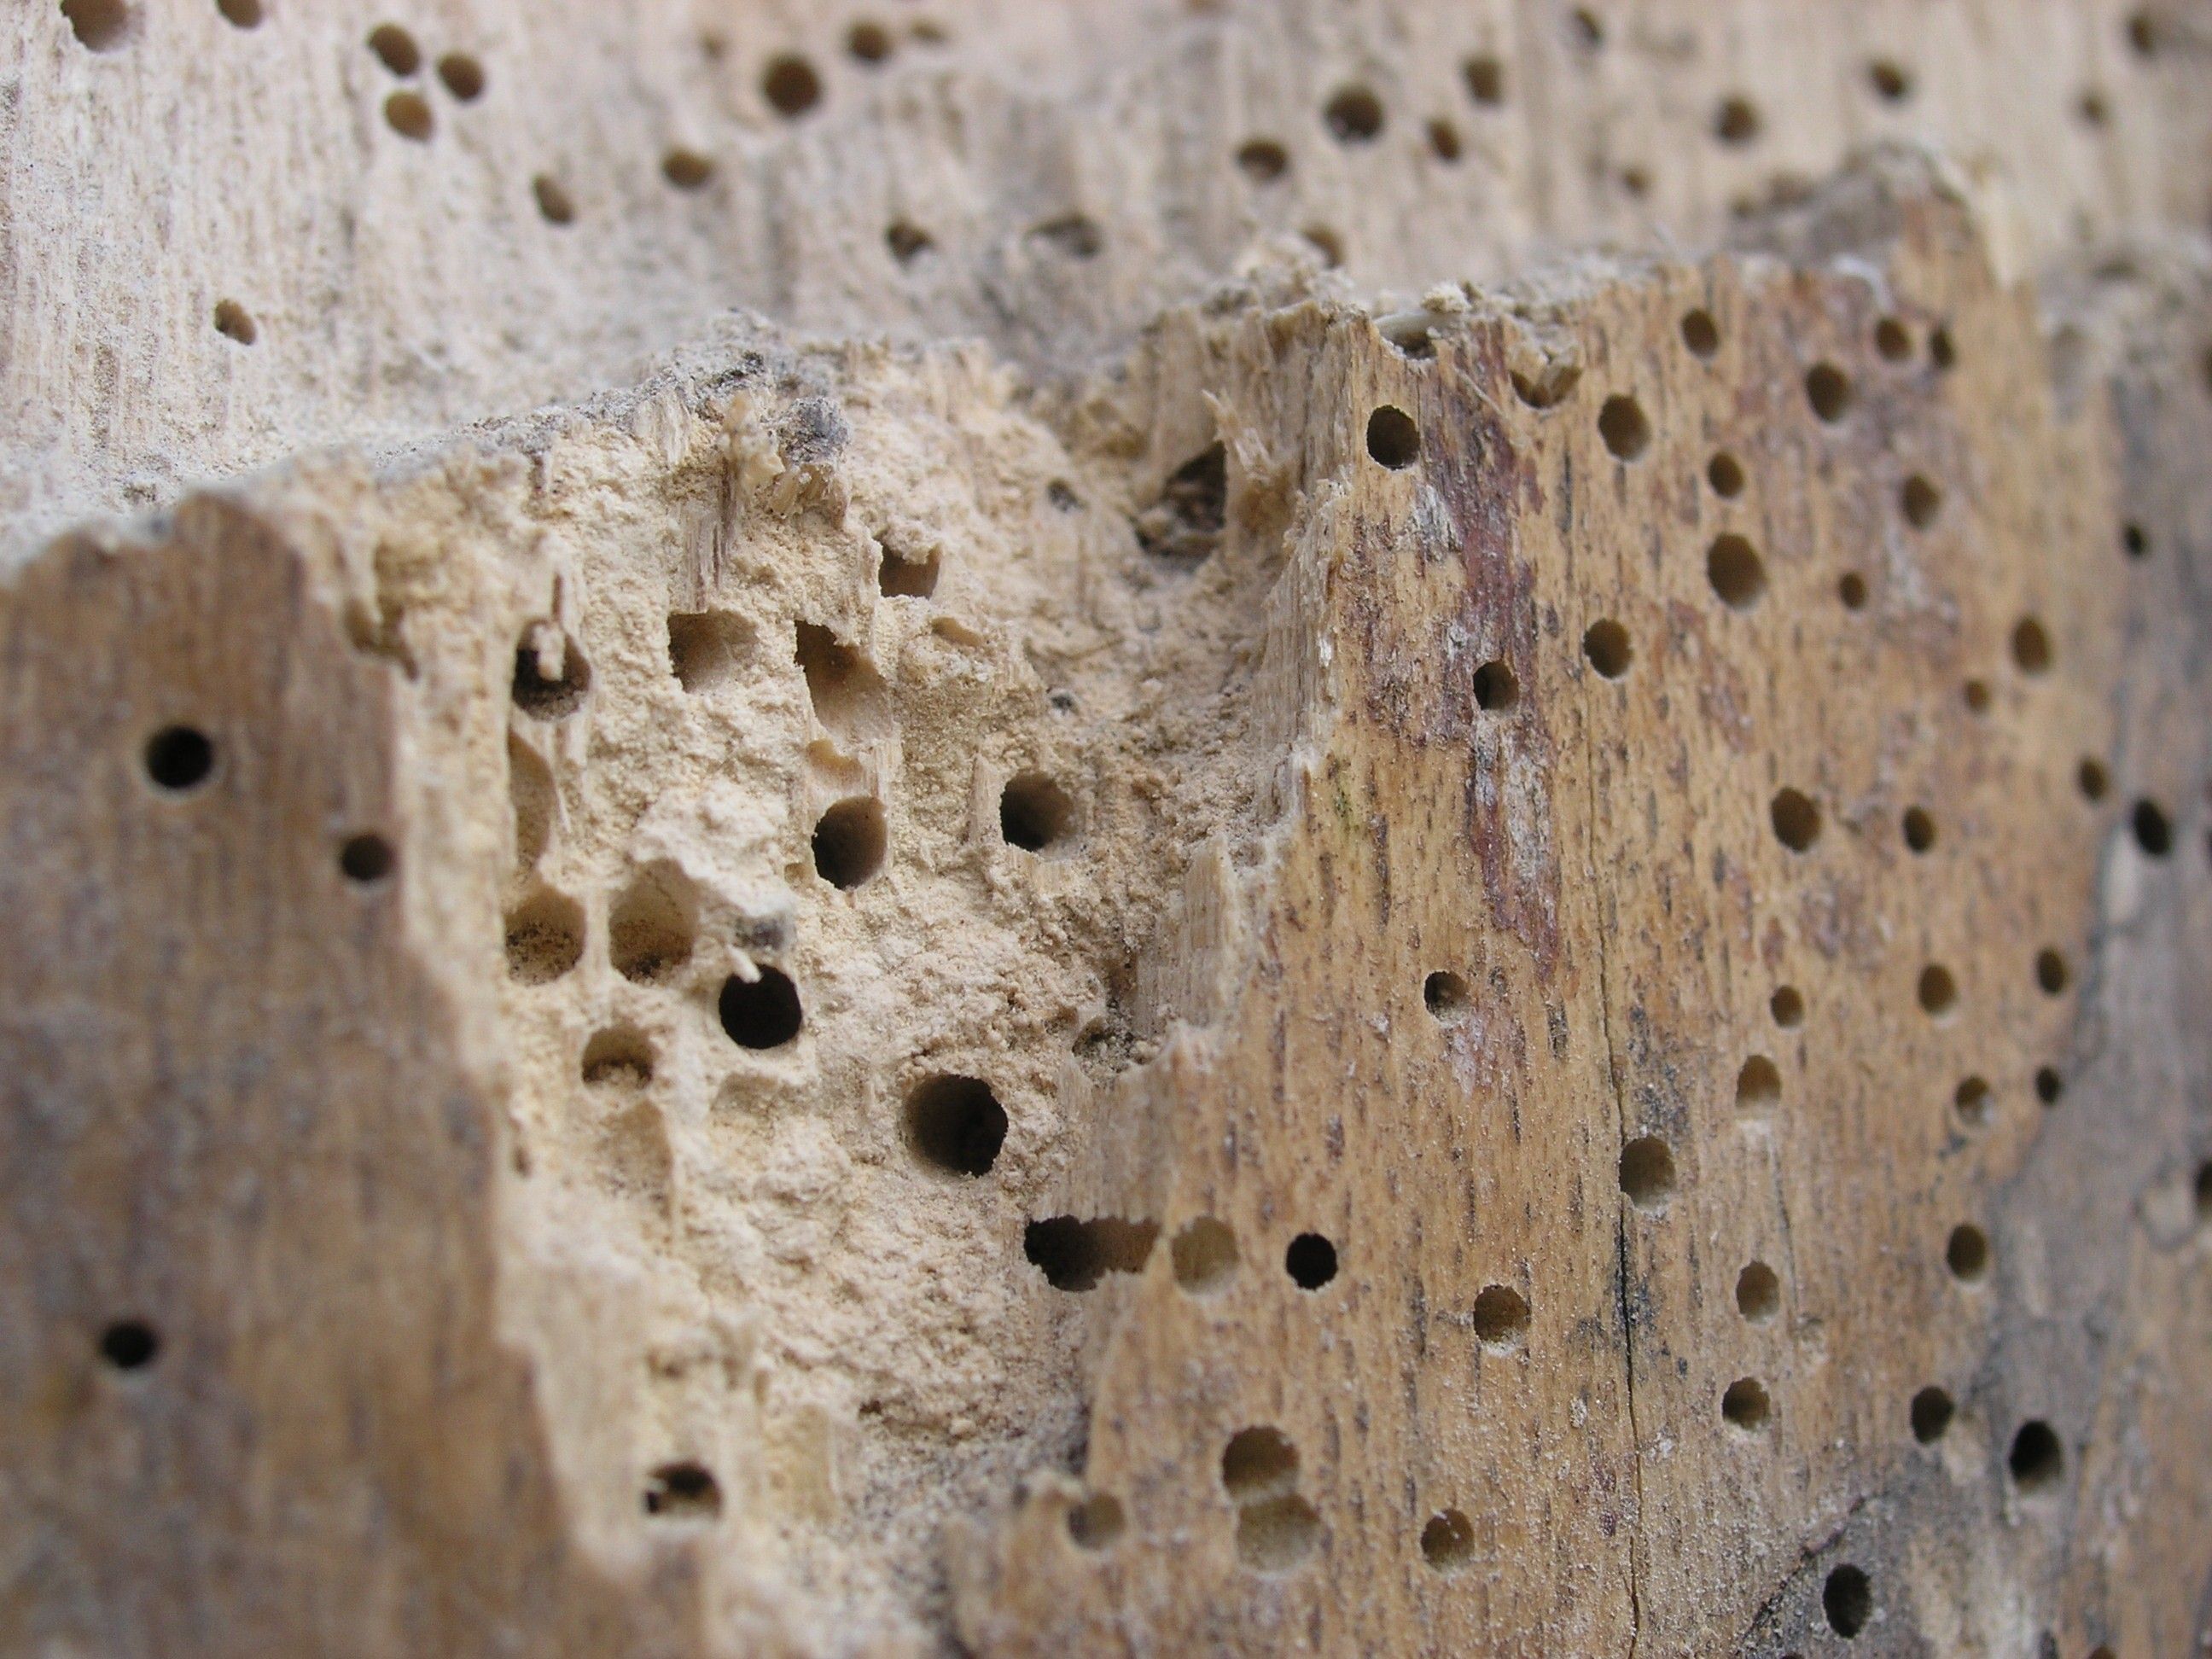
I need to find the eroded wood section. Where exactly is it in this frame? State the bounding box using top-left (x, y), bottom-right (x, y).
top-left (0, 167), bottom-right (2205, 1656)
top-left (0, 504), bottom-right (739, 1656)
top-left (951, 190), bottom-right (2211, 1653)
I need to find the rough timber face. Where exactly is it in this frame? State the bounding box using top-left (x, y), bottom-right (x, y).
top-left (6, 4), bottom-right (2212, 1659)
top-left (4, 0), bottom-right (2209, 553)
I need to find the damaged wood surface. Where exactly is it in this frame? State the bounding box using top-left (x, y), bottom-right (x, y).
top-left (2, 159), bottom-right (2205, 1656)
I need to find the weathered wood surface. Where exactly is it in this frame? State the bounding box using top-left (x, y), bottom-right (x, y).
top-left (7, 3), bottom-right (2212, 1656)
top-left (2, 158), bottom-right (2206, 1655)
top-left (5, 0), bottom-right (2207, 555)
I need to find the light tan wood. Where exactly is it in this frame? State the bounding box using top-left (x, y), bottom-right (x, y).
top-left (5, 3), bottom-right (2211, 1656)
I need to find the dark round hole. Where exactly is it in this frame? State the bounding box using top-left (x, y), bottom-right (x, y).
top-left (886, 220), bottom-right (933, 263)
top-left (1930, 325), bottom-right (1958, 370)
top-left (662, 148), bottom-right (713, 189)
top-left (340, 834), bottom-right (395, 884)
top-left (1868, 59), bottom-right (1912, 102)
top-left (1946, 1223), bottom-right (1990, 1281)
top-left (99, 1319), bottom-right (160, 1370)
top-left (2034, 948), bottom-right (2069, 996)
top-left (1837, 572), bottom-right (1869, 610)
top-left (1954, 1075), bottom-right (1992, 1127)
top-left (1918, 963), bottom-right (1959, 1018)
top-left (63, 0), bottom-right (134, 50)
top-left (1720, 1377), bottom-right (1772, 1429)
top-left (1366, 405), bottom-right (1420, 469)
top-left (218, 0), bottom-right (263, 26)
top-left (812, 797), bottom-right (886, 888)
top-left (533, 175), bottom-right (576, 224)
top-left (213, 299), bottom-right (257, 345)
top-left (1901, 474), bottom-right (1942, 528)
top-left (1736, 1260), bottom-right (1779, 1322)
top-left (1874, 317), bottom-right (1912, 360)
top-left (1067, 1493), bottom-right (1125, 1550)
top-left (1284, 1232), bottom-right (1338, 1289)
top-left (2011, 616), bottom-right (2052, 674)
top-left (1770, 986), bottom-right (1804, 1027)
top-left (1911, 1386), bottom-right (1955, 1444)
top-left (144, 725), bottom-right (215, 792)
top-left (2132, 799), bottom-right (2173, 857)
top-left (2122, 522), bottom-right (2148, 559)
top-left (1421, 1507), bottom-right (1475, 1572)
top-left (1963, 678), bottom-right (1993, 713)
top-left (2008, 1420), bottom-right (2064, 1491)
top-left (366, 22), bottom-right (419, 75)
top-left (1680, 310), bottom-right (1720, 358)
top-left (643, 1460), bottom-right (722, 1518)
top-left (2035, 1066), bottom-right (2064, 1106)
top-left (1708, 534), bottom-right (1766, 608)
top-left (1771, 788), bottom-right (1820, 853)
top-left (2077, 759), bottom-right (2110, 800)
top-left (1001, 771), bottom-right (1074, 853)
top-left (904, 1074), bottom-right (1006, 1176)
top-left (1237, 138), bottom-right (1289, 182)
top-left (437, 52), bottom-right (486, 100)
top-left (1736, 1055), bottom-right (1781, 1110)
top-left (1470, 1284), bottom-right (1531, 1348)
top-left (1902, 806), bottom-right (1936, 853)
top-left (1423, 970), bottom-right (1469, 1020)
top-left (1707, 451), bottom-right (1745, 497)
top-left (1426, 119), bottom-right (1463, 162)
top-left (1472, 660), bottom-right (1519, 710)
top-left (1713, 96), bottom-right (1760, 144)
top-left (719, 968), bottom-right (803, 1050)
top-left (1598, 395), bottom-right (1650, 461)
top-left (1464, 56), bottom-right (1505, 105)
top-left (763, 54), bottom-right (822, 118)
top-left (1221, 1425), bottom-right (1298, 1497)
top-left (1324, 85), bottom-right (1385, 143)
top-left (384, 90), bottom-right (434, 141)
top-left (1823, 1565), bottom-right (1872, 1639)
top-left (1805, 363), bottom-right (1853, 422)
top-left (1583, 620), bottom-right (1632, 678)
top-left (1619, 1136), bottom-right (1676, 1211)
top-left (847, 20), bottom-right (894, 62)
top-left (2193, 1160), bottom-right (2211, 1224)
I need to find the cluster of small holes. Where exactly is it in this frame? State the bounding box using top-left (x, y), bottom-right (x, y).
top-left (122, 77), bottom-right (2190, 1596)
top-left (1454, 181), bottom-right (2202, 1640)
top-left (1220, 1428), bottom-right (1322, 1572)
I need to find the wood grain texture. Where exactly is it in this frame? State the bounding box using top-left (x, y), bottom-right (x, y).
top-left (4, 4), bottom-right (2211, 1656)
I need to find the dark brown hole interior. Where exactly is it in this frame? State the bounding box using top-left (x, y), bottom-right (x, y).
top-left (1284, 1232), bottom-right (1338, 1289)
top-left (813, 797), bottom-right (887, 889)
top-left (904, 1074), bottom-right (1006, 1175)
top-left (1911, 1386), bottom-right (1955, 1444)
top-left (1366, 405), bottom-right (1420, 469)
top-left (719, 968), bottom-right (803, 1050)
